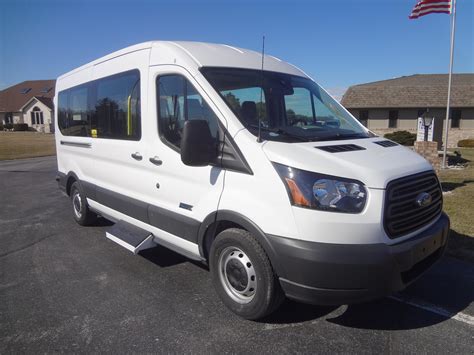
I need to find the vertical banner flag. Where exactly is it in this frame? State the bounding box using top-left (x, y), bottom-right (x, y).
top-left (409, 0), bottom-right (452, 19)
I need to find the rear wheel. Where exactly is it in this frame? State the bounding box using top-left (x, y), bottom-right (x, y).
top-left (210, 228), bottom-right (284, 320)
top-left (70, 181), bottom-right (96, 226)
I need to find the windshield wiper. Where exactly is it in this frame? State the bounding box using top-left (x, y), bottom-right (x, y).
top-left (246, 124), bottom-right (310, 142)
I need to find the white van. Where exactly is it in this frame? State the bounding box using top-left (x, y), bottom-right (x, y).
top-left (55, 41), bottom-right (449, 319)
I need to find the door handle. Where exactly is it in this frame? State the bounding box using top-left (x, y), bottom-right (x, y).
top-left (149, 156), bottom-right (163, 166)
top-left (131, 152), bottom-right (143, 161)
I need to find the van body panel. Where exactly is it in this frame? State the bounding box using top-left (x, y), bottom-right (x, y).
top-left (149, 41), bottom-right (307, 78)
top-left (147, 64), bottom-right (226, 224)
top-left (150, 42), bottom-right (201, 76)
top-left (217, 129), bottom-right (300, 239)
top-left (55, 42), bottom-right (154, 82)
top-left (56, 67), bottom-right (94, 92)
top-left (64, 50), bottom-right (155, 227)
top-left (289, 188), bottom-right (386, 244)
top-left (262, 138), bottom-right (433, 189)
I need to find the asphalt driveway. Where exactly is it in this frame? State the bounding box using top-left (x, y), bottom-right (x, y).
top-left (1, 156), bottom-right (473, 353)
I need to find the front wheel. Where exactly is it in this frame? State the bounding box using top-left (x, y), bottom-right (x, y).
top-left (210, 228), bottom-right (284, 320)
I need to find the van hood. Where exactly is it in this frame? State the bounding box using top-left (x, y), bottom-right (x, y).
top-left (262, 137), bottom-right (433, 189)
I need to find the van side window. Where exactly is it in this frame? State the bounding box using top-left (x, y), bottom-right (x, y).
top-left (58, 86), bottom-right (90, 136)
top-left (95, 71), bottom-right (141, 140)
top-left (157, 75), bottom-right (219, 149)
top-left (58, 91), bottom-right (69, 133)
top-left (57, 69), bottom-right (141, 140)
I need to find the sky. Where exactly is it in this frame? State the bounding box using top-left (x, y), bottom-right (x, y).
top-left (0, 0), bottom-right (473, 98)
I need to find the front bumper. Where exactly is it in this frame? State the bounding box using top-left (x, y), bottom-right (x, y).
top-left (268, 212), bottom-right (450, 305)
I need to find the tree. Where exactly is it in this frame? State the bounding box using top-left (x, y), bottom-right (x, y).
top-left (256, 102), bottom-right (266, 121)
top-left (286, 109), bottom-right (296, 121)
top-left (224, 92), bottom-right (241, 112)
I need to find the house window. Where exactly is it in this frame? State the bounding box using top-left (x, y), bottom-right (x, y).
top-left (359, 110), bottom-right (368, 127)
top-left (30, 107), bottom-right (44, 125)
top-left (451, 109), bottom-right (461, 128)
top-left (389, 110), bottom-right (398, 128)
top-left (5, 113), bottom-right (13, 124)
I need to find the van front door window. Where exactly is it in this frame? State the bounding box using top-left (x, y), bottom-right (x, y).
top-left (157, 74), bottom-right (219, 150)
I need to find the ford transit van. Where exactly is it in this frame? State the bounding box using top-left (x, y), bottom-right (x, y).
top-left (55, 41), bottom-right (450, 319)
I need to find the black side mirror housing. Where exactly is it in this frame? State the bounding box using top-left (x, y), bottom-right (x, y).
top-left (181, 120), bottom-right (216, 166)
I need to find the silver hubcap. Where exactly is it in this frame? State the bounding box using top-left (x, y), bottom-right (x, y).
top-left (72, 191), bottom-right (82, 218)
top-left (218, 247), bottom-right (257, 304)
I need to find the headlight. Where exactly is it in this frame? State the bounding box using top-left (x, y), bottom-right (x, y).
top-left (273, 162), bottom-right (367, 213)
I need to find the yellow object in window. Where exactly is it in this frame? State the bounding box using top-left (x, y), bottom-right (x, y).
top-left (127, 95), bottom-right (132, 136)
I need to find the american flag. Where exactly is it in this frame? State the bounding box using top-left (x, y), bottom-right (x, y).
top-left (409, 0), bottom-right (452, 19)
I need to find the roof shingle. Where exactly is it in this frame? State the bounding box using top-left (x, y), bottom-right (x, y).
top-left (0, 80), bottom-right (56, 112)
top-left (341, 74), bottom-right (474, 109)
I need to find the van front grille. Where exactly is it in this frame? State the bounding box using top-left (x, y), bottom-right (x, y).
top-left (384, 171), bottom-right (442, 239)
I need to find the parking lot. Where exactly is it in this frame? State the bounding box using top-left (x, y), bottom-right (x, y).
top-left (1, 156), bottom-right (473, 353)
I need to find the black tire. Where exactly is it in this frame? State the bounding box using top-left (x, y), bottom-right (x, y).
top-left (70, 181), bottom-right (97, 226)
top-left (209, 228), bottom-right (284, 320)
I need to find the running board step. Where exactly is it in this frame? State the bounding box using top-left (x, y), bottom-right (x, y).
top-left (105, 220), bottom-right (156, 254)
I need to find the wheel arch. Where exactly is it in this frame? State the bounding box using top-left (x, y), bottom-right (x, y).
top-left (65, 171), bottom-right (80, 196)
top-left (198, 210), bottom-right (285, 278)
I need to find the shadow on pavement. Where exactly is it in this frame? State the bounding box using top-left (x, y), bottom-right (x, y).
top-left (446, 229), bottom-right (474, 263)
top-left (139, 245), bottom-right (190, 268)
top-left (92, 217), bottom-right (115, 227)
top-left (260, 300), bottom-right (338, 324)
top-left (325, 298), bottom-right (451, 330)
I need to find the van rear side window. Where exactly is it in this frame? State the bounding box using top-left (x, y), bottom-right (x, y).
top-left (58, 86), bottom-right (89, 137)
top-left (57, 69), bottom-right (141, 140)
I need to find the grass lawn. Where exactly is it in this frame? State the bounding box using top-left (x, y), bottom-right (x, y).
top-left (438, 148), bottom-right (474, 263)
top-left (0, 131), bottom-right (56, 160)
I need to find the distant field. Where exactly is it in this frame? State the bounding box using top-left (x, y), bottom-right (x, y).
top-left (0, 132), bottom-right (56, 160)
top-left (438, 148), bottom-right (474, 263)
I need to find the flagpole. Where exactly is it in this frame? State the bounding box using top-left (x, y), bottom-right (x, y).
top-left (442, 0), bottom-right (457, 169)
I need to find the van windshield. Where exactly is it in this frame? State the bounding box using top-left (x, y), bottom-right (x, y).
top-left (201, 67), bottom-right (371, 142)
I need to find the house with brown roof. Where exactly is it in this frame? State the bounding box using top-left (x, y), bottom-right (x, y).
top-left (341, 74), bottom-right (474, 147)
top-left (0, 80), bottom-right (56, 133)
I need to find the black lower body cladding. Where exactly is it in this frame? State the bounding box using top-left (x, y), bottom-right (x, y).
top-left (56, 173), bottom-right (200, 243)
top-left (269, 213), bottom-right (450, 305)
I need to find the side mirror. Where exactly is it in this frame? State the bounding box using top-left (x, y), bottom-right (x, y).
top-left (181, 120), bottom-right (216, 166)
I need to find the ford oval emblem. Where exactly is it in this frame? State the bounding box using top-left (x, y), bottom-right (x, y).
top-left (415, 192), bottom-right (432, 207)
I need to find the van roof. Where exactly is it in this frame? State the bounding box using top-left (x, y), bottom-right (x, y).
top-left (57, 41), bottom-right (310, 80)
